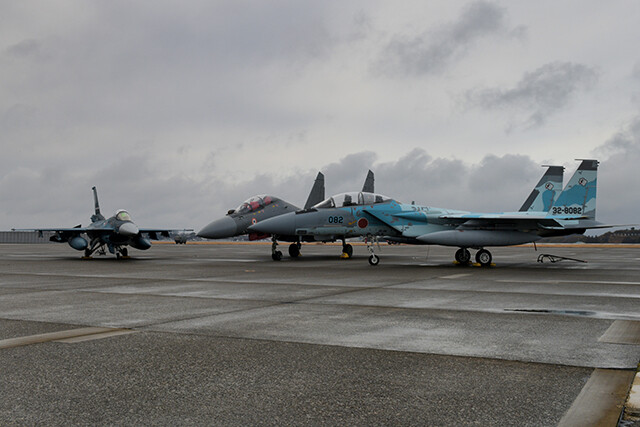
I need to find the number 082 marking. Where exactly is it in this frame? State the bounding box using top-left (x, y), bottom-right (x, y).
top-left (328, 216), bottom-right (344, 224)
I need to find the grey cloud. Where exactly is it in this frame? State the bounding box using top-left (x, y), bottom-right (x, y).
top-left (4, 146), bottom-right (634, 233)
top-left (374, 150), bottom-right (539, 211)
top-left (4, 39), bottom-right (41, 58)
top-left (466, 62), bottom-right (598, 129)
top-left (590, 117), bottom-right (640, 226)
top-left (375, 1), bottom-right (520, 77)
top-left (1, 148), bottom-right (543, 230)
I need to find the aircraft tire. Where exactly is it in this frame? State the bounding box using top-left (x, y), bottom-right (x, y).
top-left (455, 248), bottom-right (471, 264)
top-left (288, 244), bottom-right (300, 258)
top-left (476, 249), bottom-right (492, 267)
top-left (272, 250), bottom-right (283, 261)
top-left (368, 255), bottom-right (379, 266)
top-left (343, 244), bottom-right (353, 258)
top-left (122, 248), bottom-right (128, 257)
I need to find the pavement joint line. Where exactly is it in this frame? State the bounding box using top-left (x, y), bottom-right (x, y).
top-left (557, 368), bottom-right (635, 427)
top-left (0, 327), bottom-right (130, 349)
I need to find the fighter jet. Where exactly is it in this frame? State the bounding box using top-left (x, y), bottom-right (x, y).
top-left (197, 170), bottom-right (375, 259)
top-left (197, 172), bottom-right (325, 241)
top-left (14, 187), bottom-right (189, 259)
top-left (249, 160), bottom-right (609, 266)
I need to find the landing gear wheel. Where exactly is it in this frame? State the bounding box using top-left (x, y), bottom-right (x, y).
top-left (475, 249), bottom-right (492, 267)
top-left (455, 248), bottom-right (471, 264)
top-left (83, 249), bottom-right (91, 258)
top-left (368, 254), bottom-right (380, 266)
top-left (288, 243), bottom-right (300, 258)
top-left (272, 250), bottom-right (283, 261)
top-left (116, 252), bottom-right (121, 260)
top-left (121, 248), bottom-right (128, 257)
top-left (343, 244), bottom-right (353, 258)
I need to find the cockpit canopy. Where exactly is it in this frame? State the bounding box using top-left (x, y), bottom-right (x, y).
top-left (232, 195), bottom-right (276, 215)
top-left (313, 192), bottom-right (393, 209)
top-left (115, 210), bottom-right (132, 222)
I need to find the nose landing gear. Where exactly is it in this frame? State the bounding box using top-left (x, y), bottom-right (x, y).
top-left (271, 236), bottom-right (283, 261)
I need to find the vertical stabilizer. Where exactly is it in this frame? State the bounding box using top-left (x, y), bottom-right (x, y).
top-left (304, 172), bottom-right (325, 209)
top-left (549, 160), bottom-right (598, 219)
top-left (519, 166), bottom-right (564, 212)
top-left (91, 186), bottom-right (105, 222)
top-left (361, 170), bottom-right (375, 193)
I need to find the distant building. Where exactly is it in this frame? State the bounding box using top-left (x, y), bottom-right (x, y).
top-left (0, 231), bottom-right (55, 244)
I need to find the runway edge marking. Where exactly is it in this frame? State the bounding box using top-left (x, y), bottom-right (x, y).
top-left (557, 368), bottom-right (634, 427)
top-left (0, 327), bottom-right (134, 349)
top-left (598, 320), bottom-right (640, 345)
top-left (623, 370), bottom-right (640, 419)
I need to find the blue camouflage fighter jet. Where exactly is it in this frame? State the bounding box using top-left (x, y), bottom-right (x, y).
top-left (15, 187), bottom-right (190, 259)
top-left (249, 160), bottom-right (606, 266)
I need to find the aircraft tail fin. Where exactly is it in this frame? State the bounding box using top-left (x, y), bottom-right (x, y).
top-left (519, 165), bottom-right (564, 212)
top-left (361, 170), bottom-right (375, 193)
top-left (549, 159), bottom-right (598, 219)
top-left (91, 186), bottom-right (105, 222)
top-left (304, 172), bottom-right (325, 210)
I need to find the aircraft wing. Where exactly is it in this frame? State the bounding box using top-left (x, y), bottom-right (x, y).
top-left (11, 226), bottom-right (104, 236)
top-left (436, 213), bottom-right (603, 231)
top-left (139, 228), bottom-right (193, 240)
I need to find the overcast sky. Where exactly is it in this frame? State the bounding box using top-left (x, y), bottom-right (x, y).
top-left (1, 1), bottom-right (639, 232)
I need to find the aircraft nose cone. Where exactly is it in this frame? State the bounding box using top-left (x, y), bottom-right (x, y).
top-left (197, 217), bottom-right (238, 239)
top-left (118, 222), bottom-right (139, 236)
top-left (248, 213), bottom-right (295, 236)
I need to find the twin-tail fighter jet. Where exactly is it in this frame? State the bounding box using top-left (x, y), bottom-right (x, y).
top-left (197, 170), bottom-right (375, 260)
top-left (249, 160), bottom-right (607, 266)
top-left (15, 187), bottom-right (189, 259)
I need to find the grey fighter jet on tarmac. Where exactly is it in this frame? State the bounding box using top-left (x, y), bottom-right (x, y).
top-left (14, 187), bottom-right (189, 259)
top-left (197, 170), bottom-right (375, 259)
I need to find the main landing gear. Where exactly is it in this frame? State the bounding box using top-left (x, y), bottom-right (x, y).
top-left (340, 238), bottom-right (353, 259)
top-left (454, 247), bottom-right (492, 267)
top-left (288, 242), bottom-right (301, 258)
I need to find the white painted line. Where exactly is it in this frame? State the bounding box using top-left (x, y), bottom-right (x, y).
top-left (558, 369), bottom-right (634, 427)
top-left (440, 273), bottom-right (472, 279)
top-left (626, 373), bottom-right (640, 417)
top-left (598, 320), bottom-right (640, 344)
top-left (0, 327), bottom-right (126, 349)
top-left (497, 279), bottom-right (640, 285)
top-left (54, 329), bottom-right (137, 343)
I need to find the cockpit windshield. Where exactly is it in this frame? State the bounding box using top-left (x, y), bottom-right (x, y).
top-left (116, 210), bottom-right (132, 222)
top-left (313, 192), bottom-right (392, 209)
top-left (233, 195), bottom-right (275, 215)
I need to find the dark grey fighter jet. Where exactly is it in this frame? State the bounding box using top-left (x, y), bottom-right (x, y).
top-left (15, 187), bottom-right (188, 259)
top-left (197, 170), bottom-right (375, 259)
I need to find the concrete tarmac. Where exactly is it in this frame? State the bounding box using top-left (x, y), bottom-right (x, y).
top-left (1, 243), bottom-right (639, 426)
